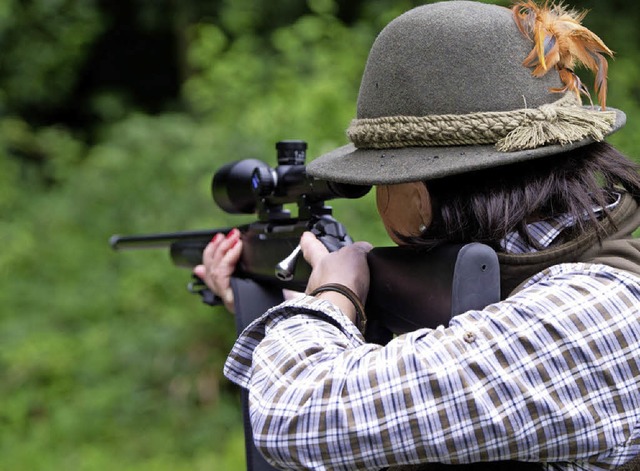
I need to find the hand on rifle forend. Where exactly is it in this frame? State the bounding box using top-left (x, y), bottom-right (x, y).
top-left (193, 228), bottom-right (243, 313)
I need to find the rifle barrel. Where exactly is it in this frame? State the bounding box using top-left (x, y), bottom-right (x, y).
top-left (109, 229), bottom-right (229, 250)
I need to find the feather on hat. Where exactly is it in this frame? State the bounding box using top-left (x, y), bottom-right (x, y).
top-left (512, 0), bottom-right (613, 109)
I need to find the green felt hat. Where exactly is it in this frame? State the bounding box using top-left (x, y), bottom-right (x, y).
top-left (306, 1), bottom-right (625, 185)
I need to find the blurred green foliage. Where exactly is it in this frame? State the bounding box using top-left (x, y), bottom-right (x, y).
top-left (1, 0), bottom-right (639, 469)
top-left (0, 0), bottom-right (103, 113)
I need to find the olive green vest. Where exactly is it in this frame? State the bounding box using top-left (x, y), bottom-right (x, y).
top-left (388, 192), bottom-right (640, 471)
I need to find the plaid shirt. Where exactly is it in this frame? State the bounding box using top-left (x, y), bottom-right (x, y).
top-left (224, 217), bottom-right (640, 470)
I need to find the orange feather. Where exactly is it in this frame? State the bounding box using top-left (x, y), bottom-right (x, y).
top-left (512, 0), bottom-right (613, 109)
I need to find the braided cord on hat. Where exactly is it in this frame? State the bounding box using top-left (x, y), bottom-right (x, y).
top-left (347, 93), bottom-right (616, 152)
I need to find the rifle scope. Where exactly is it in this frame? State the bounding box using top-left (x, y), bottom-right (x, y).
top-left (212, 140), bottom-right (370, 214)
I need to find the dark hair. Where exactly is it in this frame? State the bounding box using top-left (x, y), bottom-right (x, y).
top-left (409, 142), bottom-right (640, 251)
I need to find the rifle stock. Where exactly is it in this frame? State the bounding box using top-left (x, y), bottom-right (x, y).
top-left (111, 228), bottom-right (501, 338)
top-left (365, 243), bottom-right (500, 340)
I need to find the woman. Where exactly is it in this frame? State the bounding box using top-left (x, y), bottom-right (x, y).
top-left (195, 2), bottom-right (640, 469)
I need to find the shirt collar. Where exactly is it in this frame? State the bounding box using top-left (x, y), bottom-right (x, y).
top-left (500, 191), bottom-right (621, 254)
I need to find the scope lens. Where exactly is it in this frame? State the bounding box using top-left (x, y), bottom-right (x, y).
top-left (251, 173), bottom-right (259, 191)
top-left (250, 167), bottom-right (277, 197)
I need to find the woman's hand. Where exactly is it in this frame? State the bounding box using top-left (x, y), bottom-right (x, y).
top-left (193, 228), bottom-right (243, 313)
top-left (300, 232), bottom-right (373, 323)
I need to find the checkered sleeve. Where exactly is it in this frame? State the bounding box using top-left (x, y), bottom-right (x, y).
top-left (224, 263), bottom-right (640, 471)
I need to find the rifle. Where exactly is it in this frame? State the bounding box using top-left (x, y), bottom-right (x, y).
top-left (110, 140), bottom-right (500, 334)
top-left (110, 140), bottom-right (500, 471)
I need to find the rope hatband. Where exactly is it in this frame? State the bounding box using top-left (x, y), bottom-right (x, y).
top-left (347, 94), bottom-right (616, 152)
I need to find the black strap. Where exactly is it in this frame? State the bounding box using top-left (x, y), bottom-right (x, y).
top-left (230, 278), bottom-right (283, 471)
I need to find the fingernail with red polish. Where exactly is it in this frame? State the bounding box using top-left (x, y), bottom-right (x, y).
top-left (211, 233), bottom-right (223, 243)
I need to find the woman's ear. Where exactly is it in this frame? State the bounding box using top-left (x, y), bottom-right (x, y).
top-left (376, 182), bottom-right (432, 245)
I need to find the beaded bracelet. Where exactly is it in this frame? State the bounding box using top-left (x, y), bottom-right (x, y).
top-left (309, 283), bottom-right (367, 334)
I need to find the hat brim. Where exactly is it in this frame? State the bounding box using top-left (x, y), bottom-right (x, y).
top-left (306, 108), bottom-right (626, 185)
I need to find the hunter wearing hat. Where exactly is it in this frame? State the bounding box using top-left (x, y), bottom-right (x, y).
top-left (195, 1), bottom-right (640, 469)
